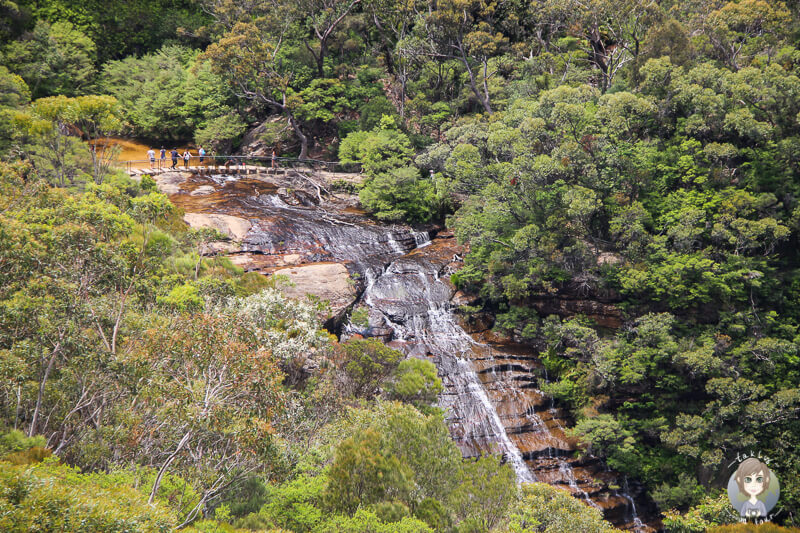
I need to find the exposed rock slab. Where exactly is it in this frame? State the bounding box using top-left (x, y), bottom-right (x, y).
top-left (189, 184), bottom-right (216, 196)
top-left (183, 213), bottom-right (252, 241)
top-left (274, 262), bottom-right (357, 322)
top-left (153, 171), bottom-right (191, 195)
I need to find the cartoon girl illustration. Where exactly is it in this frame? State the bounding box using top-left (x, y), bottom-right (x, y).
top-left (735, 457), bottom-right (771, 518)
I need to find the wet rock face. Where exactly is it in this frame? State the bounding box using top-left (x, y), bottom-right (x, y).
top-left (161, 173), bottom-right (424, 274)
top-left (526, 296), bottom-right (624, 329)
top-left (356, 237), bottom-right (659, 532)
top-left (158, 171), bottom-right (658, 531)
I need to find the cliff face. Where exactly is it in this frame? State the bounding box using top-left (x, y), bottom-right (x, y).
top-left (523, 293), bottom-right (624, 329)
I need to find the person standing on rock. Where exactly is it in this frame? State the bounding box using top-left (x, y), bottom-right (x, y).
top-left (183, 150), bottom-right (191, 169)
top-left (170, 149), bottom-right (179, 169)
top-left (199, 146), bottom-right (206, 165)
top-left (147, 148), bottom-right (155, 169)
top-left (160, 146), bottom-right (166, 167)
top-left (271, 148), bottom-right (277, 170)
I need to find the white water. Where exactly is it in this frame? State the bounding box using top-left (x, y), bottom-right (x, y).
top-left (387, 233), bottom-right (406, 254)
top-left (412, 231), bottom-right (432, 248)
top-left (622, 478), bottom-right (646, 531)
top-left (359, 256), bottom-right (536, 483)
top-left (459, 357), bottom-right (536, 483)
top-left (558, 458), bottom-right (601, 509)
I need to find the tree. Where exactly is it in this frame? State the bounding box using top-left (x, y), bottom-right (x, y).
top-left (706, 0), bottom-right (792, 69)
top-left (365, 0), bottom-right (424, 119)
top-left (336, 338), bottom-right (403, 397)
top-left (101, 46), bottom-right (237, 141)
top-left (419, 0), bottom-right (508, 114)
top-left (388, 358), bottom-right (443, 408)
top-left (325, 428), bottom-right (413, 514)
top-left (13, 95), bottom-right (124, 185)
top-left (130, 312), bottom-right (285, 526)
top-left (339, 122), bottom-right (438, 222)
top-left (507, 483), bottom-right (620, 533)
top-left (203, 21), bottom-right (312, 159)
top-left (1, 20), bottom-right (96, 98)
top-left (69, 95), bottom-right (125, 183)
top-left (540, 0), bottom-right (662, 91)
top-left (296, 0), bottom-right (362, 77)
top-left (449, 455), bottom-right (516, 531)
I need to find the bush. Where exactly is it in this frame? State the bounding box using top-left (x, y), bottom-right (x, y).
top-left (388, 358), bottom-right (443, 407)
top-left (359, 165), bottom-right (438, 223)
top-left (506, 483), bottom-right (620, 533)
top-left (337, 339), bottom-right (403, 397)
top-left (0, 459), bottom-right (177, 532)
top-left (157, 282), bottom-right (204, 312)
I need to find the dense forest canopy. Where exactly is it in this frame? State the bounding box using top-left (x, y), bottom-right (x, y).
top-left (1, 0), bottom-right (800, 531)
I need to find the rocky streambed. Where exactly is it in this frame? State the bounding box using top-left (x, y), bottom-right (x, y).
top-left (153, 169), bottom-right (660, 531)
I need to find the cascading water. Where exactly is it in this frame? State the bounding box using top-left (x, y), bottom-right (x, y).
top-left (350, 244), bottom-right (657, 531)
top-left (165, 171), bottom-right (657, 531)
top-left (412, 231), bottom-right (432, 248)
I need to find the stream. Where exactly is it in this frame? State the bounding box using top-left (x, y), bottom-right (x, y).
top-left (159, 169), bottom-right (658, 531)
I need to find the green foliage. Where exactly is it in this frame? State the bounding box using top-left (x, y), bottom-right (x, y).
top-left (101, 46), bottom-right (236, 141)
top-left (340, 126), bottom-right (439, 222)
top-left (506, 483), bottom-right (621, 533)
top-left (0, 430), bottom-right (46, 455)
top-left (339, 126), bottom-right (414, 175)
top-left (0, 458), bottom-right (177, 531)
top-left (388, 358), bottom-right (443, 408)
top-left (1, 20), bottom-right (96, 98)
top-left (651, 473), bottom-right (705, 511)
top-left (3, 0), bottom-right (800, 529)
top-left (325, 427), bottom-right (414, 514)
top-left (157, 282), bottom-right (203, 312)
top-left (662, 493), bottom-right (739, 532)
top-left (314, 509), bottom-right (432, 533)
top-left (359, 165), bottom-right (438, 223)
top-left (337, 339), bottom-right (403, 397)
top-left (195, 113), bottom-right (247, 154)
top-left (448, 455), bottom-right (517, 532)
top-left (257, 474), bottom-right (326, 531)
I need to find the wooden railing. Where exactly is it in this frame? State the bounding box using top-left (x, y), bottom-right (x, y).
top-left (123, 155), bottom-right (361, 175)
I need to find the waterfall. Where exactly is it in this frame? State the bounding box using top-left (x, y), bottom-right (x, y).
top-left (387, 233), bottom-right (406, 255)
top-left (170, 170), bottom-right (654, 530)
top-left (360, 258), bottom-right (535, 483)
top-left (621, 478), bottom-right (646, 531)
top-left (412, 231), bottom-right (432, 248)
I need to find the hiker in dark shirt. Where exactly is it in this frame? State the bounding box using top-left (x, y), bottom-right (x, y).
top-left (170, 149), bottom-right (179, 169)
top-left (160, 147), bottom-right (166, 167)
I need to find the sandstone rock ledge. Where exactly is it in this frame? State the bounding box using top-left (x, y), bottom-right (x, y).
top-left (183, 213), bottom-right (253, 241)
top-left (273, 263), bottom-right (358, 324)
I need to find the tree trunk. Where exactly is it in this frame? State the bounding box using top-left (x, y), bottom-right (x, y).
top-left (458, 44), bottom-right (492, 114)
top-left (317, 39), bottom-right (327, 78)
top-left (288, 113), bottom-right (309, 160)
top-left (29, 343), bottom-right (60, 437)
top-left (149, 430), bottom-right (192, 504)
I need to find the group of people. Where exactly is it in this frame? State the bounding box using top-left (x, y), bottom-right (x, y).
top-left (144, 146), bottom-right (281, 171)
top-left (146, 146), bottom-right (207, 169)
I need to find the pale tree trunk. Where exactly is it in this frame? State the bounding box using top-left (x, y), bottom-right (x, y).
top-left (149, 430), bottom-right (193, 504)
top-left (457, 43), bottom-right (493, 114)
top-left (29, 342), bottom-right (61, 437)
top-left (288, 114), bottom-right (309, 160)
